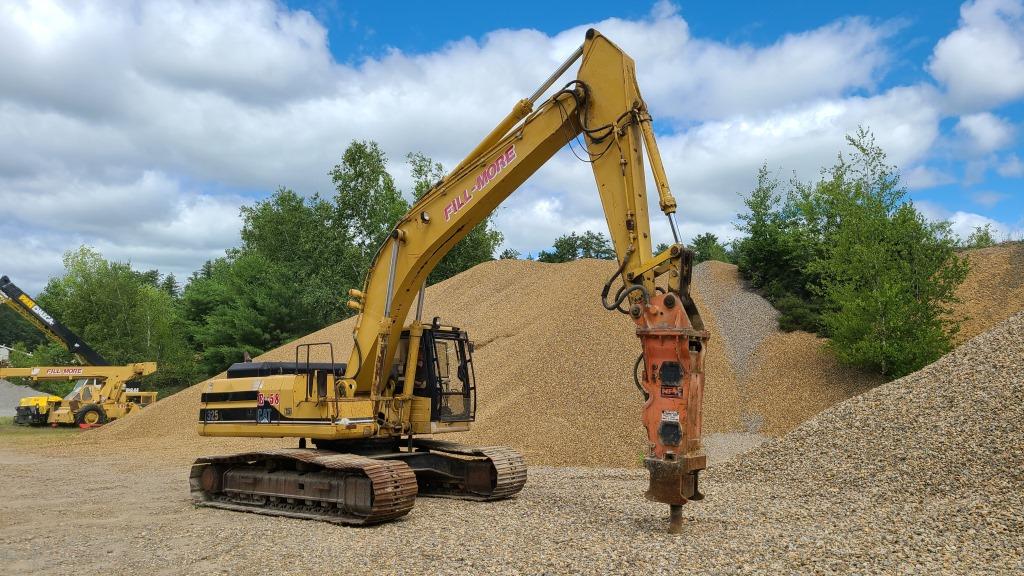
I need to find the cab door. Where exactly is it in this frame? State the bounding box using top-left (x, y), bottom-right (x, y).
top-left (422, 329), bottom-right (477, 423)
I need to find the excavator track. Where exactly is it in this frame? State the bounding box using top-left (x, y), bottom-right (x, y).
top-left (190, 449), bottom-right (417, 525)
top-left (407, 440), bottom-right (527, 501)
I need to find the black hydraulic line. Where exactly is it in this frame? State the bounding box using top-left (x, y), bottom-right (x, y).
top-left (600, 246), bottom-right (650, 313)
top-left (633, 353), bottom-right (648, 401)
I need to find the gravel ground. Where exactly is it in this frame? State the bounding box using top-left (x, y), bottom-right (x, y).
top-left (0, 379), bottom-right (46, 417)
top-left (5, 313), bottom-right (1021, 574)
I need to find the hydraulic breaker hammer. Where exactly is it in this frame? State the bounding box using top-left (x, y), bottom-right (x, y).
top-left (630, 250), bottom-right (709, 533)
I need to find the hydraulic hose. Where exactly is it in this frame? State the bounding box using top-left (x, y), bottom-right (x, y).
top-left (633, 353), bottom-right (649, 400)
top-left (600, 244), bottom-right (650, 313)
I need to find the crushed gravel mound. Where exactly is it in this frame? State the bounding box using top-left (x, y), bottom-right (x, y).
top-left (745, 331), bottom-right (882, 435)
top-left (20, 273), bottom-right (1023, 574)
top-left (693, 261), bottom-right (779, 378)
top-left (709, 311), bottom-right (1024, 571)
top-left (953, 243), bottom-right (1024, 343)
top-left (725, 308), bottom-right (1024, 490)
top-left (86, 260), bottom-right (742, 467)
top-left (85, 259), bottom-right (878, 466)
top-left (11, 307), bottom-right (1021, 574)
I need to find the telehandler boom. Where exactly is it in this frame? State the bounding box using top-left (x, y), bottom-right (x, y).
top-left (1, 275), bottom-right (107, 366)
top-left (193, 29), bottom-right (709, 532)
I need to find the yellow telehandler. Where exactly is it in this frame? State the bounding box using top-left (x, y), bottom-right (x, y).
top-left (7, 363), bottom-right (158, 426)
top-left (1, 275), bottom-right (158, 426)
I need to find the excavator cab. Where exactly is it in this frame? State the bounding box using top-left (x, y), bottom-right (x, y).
top-left (401, 323), bottom-right (477, 423)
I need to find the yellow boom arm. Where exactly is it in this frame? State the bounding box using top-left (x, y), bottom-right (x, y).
top-left (346, 30), bottom-right (693, 397)
top-left (0, 362), bottom-right (157, 382)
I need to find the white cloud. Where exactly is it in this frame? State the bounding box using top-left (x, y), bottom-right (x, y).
top-left (916, 200), bottom-right (1023, 240)
top-left (972, 190), bottom-right (1008, 206)
top-left (902, 165), bottom-right (955, 189)
top-left (998, 154), bottom-right (1024, 177)
top-left (564, 9), bottom-right (895, 122)
top-left (0, 0), bottom-right (1011, 290)
top-left (928, 0), bottom-right (1024, 111)
top-left (954, 112), bottom-right (1016, 153)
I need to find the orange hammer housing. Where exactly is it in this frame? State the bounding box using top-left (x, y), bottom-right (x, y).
top-left (630, 251), bottom-right (709, 529)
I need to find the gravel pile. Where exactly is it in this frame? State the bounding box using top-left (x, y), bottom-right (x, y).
top-left (9, 315), bottom-right (1021, 574)
top-left (85, 259), bottom-right (748, 467)
top-left (745, 331), bottom-right (882, 436)
top-left (14, 270), bottom-right (1023, 574)
top-left (81, 258), bottom-right (884, 465)
top-left (693, 262), bottom-right (779, 378)
top-left (0, 379), bottom-right (47, 417)
top-left (710, 310), bottom-right (1024, 572)
top-left (953, 243), bottom-right (1024, 343)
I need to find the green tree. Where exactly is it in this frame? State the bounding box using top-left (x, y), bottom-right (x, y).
top-left (734, 166), bottom-right (824, 331)
top-left (159, 273), bottom-right (180, 297)
top-left (183, 252), bottom-right (309, 375)
top-left (238, 187), bottom-right (345, 328)
top-left (29, 247), bottom-right (199, 394)
top-left (815, 131), bottom-right (968, 378)
top-left (538, 231), bottom-right (615, 262)
top-left (734, 129), bottom-right (969, 377)
top-left (407, 152), bottom-right (503, 283)
top-left (182, 142), bottom-right (505, 377)
top-left (8, 342), bottom-right (77, 396)
top-left (499, 248), bottom-right (521, 260)
top-left (0, 306), bottom-right (47, 350)
top-left (964, 224), bottom-right (997, 249)
top-left (690, 232), bottom-right (730, 263)
top-left (331, 140), bottom-right (409, 271)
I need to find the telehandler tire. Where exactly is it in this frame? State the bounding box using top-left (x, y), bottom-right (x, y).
top-left (76, 405), bottom-right (108, 426)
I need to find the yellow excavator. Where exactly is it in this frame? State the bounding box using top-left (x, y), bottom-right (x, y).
top-left (192, 29), bottom-right (709, 532)
top-left (1, 275), bottom-right (159, 426)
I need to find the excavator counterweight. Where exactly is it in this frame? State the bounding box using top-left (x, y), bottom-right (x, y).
top-left (193, 29), bottom-right (708, 531)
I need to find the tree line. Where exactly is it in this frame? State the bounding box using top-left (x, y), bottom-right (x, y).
top-left (1, 131), bottom-right (990, 395)
top-left (3, 142), bottom-right (503, 395)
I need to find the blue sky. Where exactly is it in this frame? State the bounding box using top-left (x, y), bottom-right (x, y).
top-left (1, 0), bottom-right (1022, 293)
top-left (287, 0), bottom-right (1022, 233)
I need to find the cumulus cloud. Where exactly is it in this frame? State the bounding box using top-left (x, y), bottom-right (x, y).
top-left (557, 8), bottom-right (895, 122)
top-left (972, 191), bottom-right (1008, 206)
top-left (955, 112), bottom-right (1016, 153)
top-left (998, 154), bottom-right (1024, 177)
top-left (928, 0), bottom-right (1024, 111)
top-left (0, 0), bottom-right (1016, 292)
top-left (916, 200), bottom-right (1023, 241)
top-left (902, 165), bottom-right (956, 189)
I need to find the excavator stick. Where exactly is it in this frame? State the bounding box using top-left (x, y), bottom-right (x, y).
top-left (632, 250), bottom-right (709, 533)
